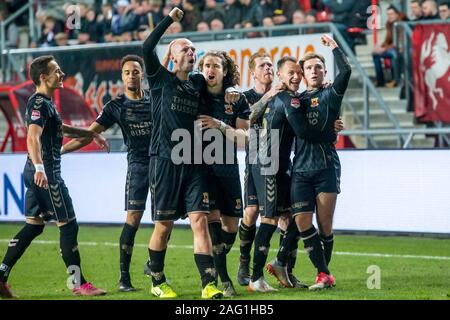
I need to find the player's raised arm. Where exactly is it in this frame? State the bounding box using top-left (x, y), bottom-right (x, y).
top-left (142, 7), bottom-right (184, 76)
top-left (321, 35), bottom-right (352, 95)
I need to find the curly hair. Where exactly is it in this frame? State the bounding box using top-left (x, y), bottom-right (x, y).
top-left (198, 50), bottom-right (240, 88)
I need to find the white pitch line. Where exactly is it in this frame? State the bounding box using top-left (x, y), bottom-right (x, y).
top-left (1, 239), bottom-right (450, 261)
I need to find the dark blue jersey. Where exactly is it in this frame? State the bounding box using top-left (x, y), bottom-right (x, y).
top-left (96, 90), bottom-right (152, 164)
top-left (256, 91), bottom-right (302, 175)
top-left (143, 16), bottom-right (207, 162)
top-left (203, 92), bottom-right (250, 177)
top-left (290, 47), bottom-right (351, 172)
top-left (25, 93), bottom-right (63, 179)
top-left (243, 88), bottom-right (264, 166)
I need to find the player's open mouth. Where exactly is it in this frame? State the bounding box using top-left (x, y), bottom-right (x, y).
top-left (207, 75), bottom-right (215, 81)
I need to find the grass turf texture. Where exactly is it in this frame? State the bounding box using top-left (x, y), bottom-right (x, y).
top-left (0, 223), bottom-right (449, 300)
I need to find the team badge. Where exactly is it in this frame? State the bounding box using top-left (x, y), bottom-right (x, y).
top-left (311, 97), bottom-right (319, 108)
top-left (290, 98), bottom-right (300, 108)
top-left (202, 192), bottom-right (209, 204)
top-left (235, 199), bottom-right (242, 210)
top-left (224, 103), bottom-right (233, 115)
top-left (31, 110), bottom-right (41, 121)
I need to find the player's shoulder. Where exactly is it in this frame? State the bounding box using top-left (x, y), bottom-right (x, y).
top-left (27, 93), bottom-right (51, 110)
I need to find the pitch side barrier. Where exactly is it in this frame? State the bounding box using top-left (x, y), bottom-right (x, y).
top-left (1, 150), bottom-right (449, 235)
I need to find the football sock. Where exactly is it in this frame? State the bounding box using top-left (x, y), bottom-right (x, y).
top-left (300, 226), bottom-right (329, 275)
top-left (276, 220), bottom-right (298, 267)
top-left (208, 222), bottom-right (229, 282)
top-left (119, 223), bottom-right (138, 281)
top-left (147, 248), bottom-right (167, 286)
top-left (59, 220), bottom-right (87, 285)
top-left (239, 222), bottom-right (256, 261)
top-left (194, 253), bottom-right (217, 288)
top-left (251, 223), bottom-right (277, 282)
top-left (0, 223), bottom-right (44, 282)
top-left (320, 233), bottom-right (334, 266)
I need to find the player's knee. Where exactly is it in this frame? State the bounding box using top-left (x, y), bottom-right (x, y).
top-left (154, 222), bottom-right (173, 239)
top-left (126, 211), bottom-right (143, 228)
top-left (261, 217), bottom-right (278, 226)
top-left (244, 206), bottom-right (258, 225)
top-left (294, 213), bottom-right (313, 232)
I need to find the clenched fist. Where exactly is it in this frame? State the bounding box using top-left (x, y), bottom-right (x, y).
top-left (321, 35), bottom-right (338, 49)
top-left (169, 7), bottom-right (184, 22)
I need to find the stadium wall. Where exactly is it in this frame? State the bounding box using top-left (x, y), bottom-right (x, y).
top-left (1, 150), bottom-right (449, 235)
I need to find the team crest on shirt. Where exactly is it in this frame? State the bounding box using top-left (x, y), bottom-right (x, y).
top-left (31, 110), bottom-right (41, 121)
top-left (34, 96), bottom-right (43, 109)
top-left (224, 103), bottom-right (233, 115)
top-left (202, 192), bottom-right (209, 204)
top-left (235, 199), bottom-right (242, 210)
top-left (290, 98), bottom-right (300, 108)
top-left (311, 97), bottom-right (319, 108)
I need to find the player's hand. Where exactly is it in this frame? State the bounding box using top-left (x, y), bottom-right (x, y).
top-left (263, 82), bottom-right (286, 102)
top-left (169, 7), bottom-right (184, 22)
top-left (224, 91), bottom-right (240, 104)
top-left (334, 117), bottom-right (344, 133)
top-left (93, 132), bottom-right (110, 153)
top-left (198, 115), bottom-right (221, 129)
top-left (322, 80), bottom-right (332, 88)
top-left (321, 35), bottom-right (338, 49)
top-left (34, 171), bottom-right (48, 189)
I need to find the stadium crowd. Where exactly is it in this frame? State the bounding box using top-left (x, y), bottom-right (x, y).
top-left (1, 0), bottom-right (375, 48)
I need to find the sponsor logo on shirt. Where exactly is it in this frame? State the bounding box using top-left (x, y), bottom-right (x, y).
top-left (224, 103), bottom-right (234, 115)
top-left (291, 98), bottom-right (300, 108)
top-left (311, 97), bottom-right (319, 108)
top-left (235, 198), bottom-right (242, 210)
top-left (31, 110), bottom-right (41, 121)
top-left (202, 192), bottom-right (209, 204)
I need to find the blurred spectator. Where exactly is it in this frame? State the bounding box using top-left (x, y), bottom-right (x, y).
top-left (119, 31), bottom-right (134, 42)
top-left (223, 0), bottom-right (242, 29)
top-left (262, 16), bottom-right (274, 27)
top-left (280, 0), bottom-right (299, 22)
top-left (78, 8), bottom-right (99, 44)
top-left (326, 0), bottom-right (371, 52)
top-left (166, 21), bottom-right (183, 34)
top-left (136, 25), bottom-right (151, 40)
top-left (37, 16), bottom-right (61, 47)
top-left (409, 0), bottom-right (423, 20)
top-left (422, 0), bottom-right (439, 19)
top-left (305, 10), bottom-right (317, 24)
top-left (196, 21), bottom-right (210, 32)
top-left (97, 3), bottom-right (113, 42)
top-left (292, 9), bottom-right (306, 24)
top-left (438, 1), bottom-right (450, 20)
top-left (240, 0), bottom-right (263, 27)
top-left (210, 18), bottom-right (225, 30)
top-left (372, 5), bottom-right (408, 88)
top-left (182, 0), bottom-right (203, 31)
top-left (55, 32), bottom-right (69, 46)
top-left (261, 0), bottom-right (280, 18)
top-left (0, 8), bottom-right (19, 49)
top-left (243, 20), bottom-right (263, 37)
top-left (202, 0), bottom-right (225, 24)
top-left (146, 0), bottom-right (164, 28)
top-left (271, 9), bottom-right (287, 25)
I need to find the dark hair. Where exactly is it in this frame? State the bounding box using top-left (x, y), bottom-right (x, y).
top-left (120, 54), bottom-right (144, 70)
top-left (198, 50), bottom-right (240, 87)
top-left (29, 55), bottom-right (55, 86)
top-left (411, 0), bottom-right (422, 4)
top-left (387, 4), bottom-right (400, 14)
top-left (299, 52), bottom-right (325, 70)
top-left (439, 1), bottom-right (450, 8)
top-left (249, 51), bottom-right (271, 71)
top-left (277, 56), bottom-right (297, 71)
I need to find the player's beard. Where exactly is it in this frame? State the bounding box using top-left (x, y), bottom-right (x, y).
top-left (127, 86), bottom-right (138, 92)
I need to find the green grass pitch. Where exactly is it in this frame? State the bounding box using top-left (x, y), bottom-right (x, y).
top-left (0, 223), bottom-right (449, 300)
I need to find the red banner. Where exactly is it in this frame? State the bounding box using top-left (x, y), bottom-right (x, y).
top-left (412, 24), bottom-right (450, 123)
